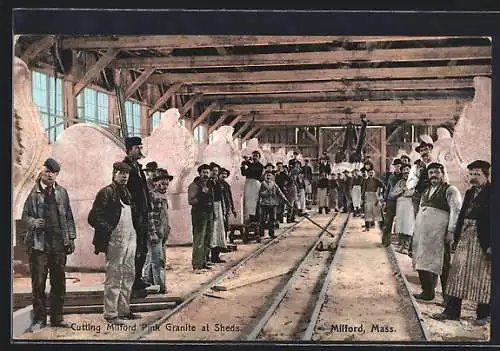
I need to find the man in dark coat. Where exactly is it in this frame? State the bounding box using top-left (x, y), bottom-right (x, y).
top-left (432, 160), bottom-right (491, 326)
top-left (122, 137), bottom-right (153, 293)
top-left (219, 168), bottom-right (237, 234)
top-left (302, 159), bottom-right (313, 210)
top-left (381, 158), bottom-right (402, 247)
top-left (22, 158), bottom-right (76, 331)
top-left (275, 162), bottom-right (291, 224)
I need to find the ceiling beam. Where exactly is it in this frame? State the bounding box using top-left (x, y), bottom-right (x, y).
top-left (148, 65), bottom-right (490, 85)
top-left (208, 112), bottom-right (233, 134)
top-left (228, 114), bottom-right (244, 128)
top-left (20, 36), bottom-right (56, 64)
top-left (123, 68), bottom-right (156, 100)
top-left (61, 35), bottom-right (487, 50)
top-left (241, 126), bottom-right (261, 143)
top-left (253, 128), bottom-right (266, 140)
top-left (73, 48), bottom-right (120, 97)
top-left (179, 93), bottom-right (204, 118)
top-left (147, 81), bottom-right (184, 118)
top-left (191, 102), bottom-right (219, 130)
top-left (257, 119), bottom-right (452, 127)
top-left (233, 121), bottom-right (252, 139)
top-left (178, 78), bottom-right (476, 95)
top-left (243, 112), bottom-right (456, 122)
top-left (111, 46), bottom-right (491, 69)
top-left (303, 128), bottom-right (319, 145)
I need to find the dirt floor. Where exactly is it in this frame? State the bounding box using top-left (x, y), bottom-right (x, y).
top-left (313, 217), bottom-right (423, 342)
top-left (14, 220), bottom-right (298, 340)
top-left (259, 214), bottom-right (347, 340)
top-left (141, 213), bottom-right (338, 341)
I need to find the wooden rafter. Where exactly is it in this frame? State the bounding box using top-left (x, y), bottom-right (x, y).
top-left (73, 48), bottom-right (120, 97)
top-left (253, 128), bottom-right (266, 140)
top-left (123, 67), bottom-right (156, 100)
top-left (179, 93), bottom-right (204, 118)
top-left (255, 119), bottom-right (452, 127)
top-left (111, 46), bottom-right (491, 69)
top-left (61, 35), bottom-right (487, 50)
top-left (177, 78), bottom-right (475, 95)
top-left (208, 112), bottom-right (233, 134)
top-left (241, 126), bottom-right (260, 143)
top-left (148, 65), bottom-right (490, 85)
top-left (233, 121), bottom-right (252, 139)
top-left (191, 102), bottom-right (219, 130)
top-left (20, 36), bottom-right (56, 64)
top-left (244, 112), bottom-right (456, 122)
top-left (147, 82), bottom-right (184, 118)
top-left (228, 114), bottom-right (244, 128)
top-left (303, 128), bottom-right (319, 145)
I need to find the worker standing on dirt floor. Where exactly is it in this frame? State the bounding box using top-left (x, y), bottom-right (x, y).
top-left (350, 168), bottom-right (364, 216)
top-left (302, 159), bottom-right (313, 210)
top-left (23, 158), bottom-right (76, 332)
top-left (241, 151), bottom-right (264, 224)
top-left (342, 170), bottom-right (353, 213)
top-left (208, 162), bottom-right (228, 264)
top-left (286, 161), bottom-right (299, 223)
top-left (142, 168), bottom-right (173, 294)
top-left (391, 163), bottom-right (415, 255)
top-left (88, 162), bottom-right (138, 325)
top-left (219, 168), bottom-right (237, 239)
top-left (361, 169), bottom-right (385, 232)
top-left (411, 163), bottom-right (462, 302)
top-left (381, 158), bottom-right (402, 247)
top-left (188, 164), bottom-right (215, 273)
top-left (316, 172), bottom-right (330, 214)
top-left (432, 160), bottom-right (491, 326)
top-left (258, 170), bottom-right (290, 239)
top-left (274, 162), bottom-right (291, 225)
top-left (295, 172), bottom-right (307, 216)
top-left (328, 173), bottom-right (340, 212)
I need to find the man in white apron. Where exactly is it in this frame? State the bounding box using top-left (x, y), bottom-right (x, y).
top-left (208, 162), bottom-right (228, 263)
top-left (350, 168), bottom-right (364, 216)
top-left (241, 151), bottom-right (264, 223)
top-left (88, 162), bottom-right (137, 325)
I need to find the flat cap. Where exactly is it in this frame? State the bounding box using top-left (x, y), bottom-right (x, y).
top-left (220, 168), bottom-right (230, 176)
top-left (467, 160), bottom-right (491, 170)
top-left (152, 168), bottom-right (173, 181)
top-left (43, 158), bottom-right (61, 172)
top-left (197, 164), bottom-right (211, 173)
top-left (265, 163), bottom-right (275, 168)
top-left (392, 158), bottom-right (402, 166)
top-left (113, 162), bottom-right (132, 173)
top-left (252, 150), bottom-right (261, 156)
top-left (427, 162), bottom-right (444, 171)
top-left (209, 162), bottom-right (221, 169)
top-left (125, 136), bottom-right (143, 148)
top-left (145, 161), bottom-right (158, 170)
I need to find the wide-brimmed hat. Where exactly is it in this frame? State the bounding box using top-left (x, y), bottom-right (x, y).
top-left (415, 141), bottom-right (434, 153)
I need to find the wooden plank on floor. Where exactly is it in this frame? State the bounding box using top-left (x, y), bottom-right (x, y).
top-left (212, 267), bottom-right (292, 291)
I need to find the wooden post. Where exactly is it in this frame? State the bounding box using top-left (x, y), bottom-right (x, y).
top-left (318, 128), bottom-right (324, 160)
top-left (63, 80), bottom-right (76, 127)
top-left (381, 126), bottom-right (387, 174)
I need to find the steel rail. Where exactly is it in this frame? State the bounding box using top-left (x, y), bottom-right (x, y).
top-left (302, 213), bottom-right (352, 340)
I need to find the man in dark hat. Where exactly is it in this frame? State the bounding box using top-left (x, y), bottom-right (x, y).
top-left (144, 161), bottom-right (159, 190)
top-left (208, 162), bottom-right (228, 263)
top-left (433, 160), bottom-right (491, 326)
top-left (412, 162), bottom-right (462, 302)
top-left (142, 168), bottom-right (173, 294)
top-left (261, 163), bottom-right (275, 181)
top-left (88, 162), bottom-right (139, 324)
top-left (381, 158), bottom-right (403, 247)
top-left (188, 164), bottom-right (215, 273)
top-left (241, 151), bottom-right (264, 223)
top-left (400, 154), bottom-right (411, 166)
top-left (274, 162), bottom-right (291, 224)
top-left (407, 140), bottom-right (435, 215)
top-left (341, 170), bottom-right (353, 213)
top-left (288, 151), bottom-right (299, 167)
top-left (302, 159), bottom-right (313, 210)
top-left (22, 158), bottom-right (76, 331)
top-left (219, 168), bottom-right (237, 235)
top-left (122, 137), bottom-right (153, 293)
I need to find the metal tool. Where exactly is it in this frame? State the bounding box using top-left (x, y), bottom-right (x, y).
top-left (302, 214), bottom-right (337, 237)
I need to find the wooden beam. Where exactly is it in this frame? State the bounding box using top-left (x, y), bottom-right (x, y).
top-left (191, 102), bottom-right (218, 130)
top-left (112, 46), bottom-right (491, 69)
top-left (242, 126), bottom-right (261, 143)
top-left (233, 121), bottom-right (252, 139)
top-left (303, 128), bottom-right (319, 145)
top-left (147, 82), bottom-right (184, 118)
top-left (386, 125), bottom-right (406, 143)
top-left (20, 36), bottom-right (56, 64)
top-left (244, 112), bottom-right (456, 122)
top-left (61, 35), bottom-right (486, 50)
top-left (208, 112), bottom-right (233, 134)
top-left (123, 68), bottom-right (156, 100)
top-left (148, 65), bottom-right (491, 85)
top-left (73, 48), bottom-right (120, 97)
top-left (179, 93), bottom-right (204, 118)
top-left (381, 126), bottom-right (387, 173)
top-left (178, 78), bottom-right (476, 95)
top-left (228, 114), bottom-right (244, 128)
top-left (256, 119), bottom-right (451, 126)
top-left (253, 128), bottom-right (266, 140)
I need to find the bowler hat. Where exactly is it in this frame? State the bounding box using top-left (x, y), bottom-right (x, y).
top-left (415, 140), bottom-right (434, 153)
top-left (197, 164), bottom-right (211, 173)
top-left (152, 168), bottom-right (173, 182)
top-left (125, 137), bottom-right (142, 149)
top-left (392, 158), bottom-right (402, 166)
top-left (145, 161), bottom-right (158, 170)
top-left (467, 160), bottom-right (491, 170)
top-left (209, 162), bottom-right (221, 170)
top-left (43, 158), bottom-right (61, 172)
top-left (220, 168), bottom-right (230, 176)
top-left (265, 163), bottom-right (274, 168)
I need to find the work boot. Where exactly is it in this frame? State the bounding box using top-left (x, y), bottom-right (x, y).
top-left (364, 221), bottom-right (370, 232)
top-left (28, 320), bottom-right (47, 332)
top-left (432, 311), bottom-right (460, 321)
top-left (211, 248), bottom-right (226, 263)
top-left (318, 208), bottom-right (323, 214)
top-left (325, 207), bottom-right (330, 214)
top-left (473, 317), bottom-right (490, 326)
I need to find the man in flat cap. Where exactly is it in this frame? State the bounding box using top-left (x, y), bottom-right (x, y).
top-left (88, 162), bottom-right (138, 324)
top-left (208, 162), bottom-right (228, 264)
top-left (22, 158), bottom-right (76, 331)
top-left (188, 164), bottom-right (215, 273)
top-left (122, 137), bottom-right (153, 294)
top-left (433, 160), bottom-right (491, 326)
top-left (219, 168), bottom-right (237, 235)
top-left (412, 162), bottom-right (462, 302)
top-left (381, 158), bottom-right (403, 247)
top-left (144, 161), bottom-right (159, 191)
top-left (241, 151), bottom-right (264, 223)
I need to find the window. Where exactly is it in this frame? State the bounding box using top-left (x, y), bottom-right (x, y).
top-left (152, 111), bottom-right (161, 130)
top-left (31, 71), bottom-right (64, 143)
top-left (193, 125), bottom-right (205, 144)
top-left (76, 87), bottom-right (109, 125)
top-left (124, 101), bottom-right (142, 137)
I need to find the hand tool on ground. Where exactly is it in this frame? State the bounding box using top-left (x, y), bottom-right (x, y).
top-left (302, 214), bottom-right (337, 237)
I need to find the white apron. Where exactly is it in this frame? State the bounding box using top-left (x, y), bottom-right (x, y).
top-left (297, 188), bottom-right (306, 210)
top-left (364, 192), bottom-right (382, 221)
top-left (351, 185), bottom-right (362, 208)
top-left (317, 188), bottom-right (329, 208)
top-left (211, 201), bottom-right (228, 248)
top-left (395, 196), bottom-right (416, 236)
top-left (244, 178), bottom-right (261, 219)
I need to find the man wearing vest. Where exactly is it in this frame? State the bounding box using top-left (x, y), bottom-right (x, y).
top-left (432, 160), bottom-right (491, 326)
top-left (412, 163), bottom-right (462, 301)
top-left (22, 158), bottom-right (76, 331)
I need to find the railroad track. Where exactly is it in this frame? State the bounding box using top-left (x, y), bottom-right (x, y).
top-left (132, 212), bottom-right (340, 341)
top-left (246, 213), bottom-right (350, 340)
